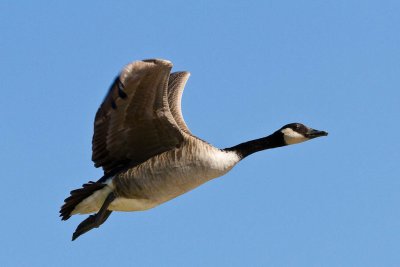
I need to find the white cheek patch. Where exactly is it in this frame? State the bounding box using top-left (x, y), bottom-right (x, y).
top-left (281, 128), bottom-right (309, 145)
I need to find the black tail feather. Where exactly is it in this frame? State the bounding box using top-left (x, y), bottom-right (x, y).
top-left (59, 181), bottom-right (107, 220)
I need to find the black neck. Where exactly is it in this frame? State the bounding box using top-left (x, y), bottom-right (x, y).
top-left (224, 131), bottom-right (285, 159)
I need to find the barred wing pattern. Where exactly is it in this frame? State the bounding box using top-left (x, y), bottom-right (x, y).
top-left (92, 59), bottom-right (184, 175)
top-left (167, 71), bottom-right (192, 135)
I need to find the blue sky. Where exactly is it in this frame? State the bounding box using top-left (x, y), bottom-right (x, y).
top-left (1, 1), bottom-right (399, 266)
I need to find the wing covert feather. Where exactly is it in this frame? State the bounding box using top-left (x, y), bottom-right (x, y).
top-left (92, 59), bottom-right (184, 174)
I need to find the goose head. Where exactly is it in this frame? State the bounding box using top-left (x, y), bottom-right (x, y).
top-left (278, 123), bottom-right (328, 145)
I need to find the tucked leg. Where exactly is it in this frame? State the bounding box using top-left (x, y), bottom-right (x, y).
top-left (72, 192), bottom-right (116, 241)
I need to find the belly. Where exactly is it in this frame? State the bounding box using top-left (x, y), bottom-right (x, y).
top-left (109, 165), bottom-right (221, 211)
top-left (108, 143), bottom-right (240, 212)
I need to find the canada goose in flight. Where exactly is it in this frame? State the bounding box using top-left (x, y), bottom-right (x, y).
top-left (60, 59), bottom-right (328, 240)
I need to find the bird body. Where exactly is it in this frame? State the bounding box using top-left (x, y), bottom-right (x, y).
top-left (73, 136), bottom-right (240, 214)
top-left (60, 59), bottom-right (328, 240)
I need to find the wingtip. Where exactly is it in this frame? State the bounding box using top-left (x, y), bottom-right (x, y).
top-left (142, 58), bottom-right (173, 67)
top-left (122, 59), bottom-right (173, 78)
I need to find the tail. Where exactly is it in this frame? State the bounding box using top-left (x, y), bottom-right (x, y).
top-left (59, 181), bottom-right (107, 220)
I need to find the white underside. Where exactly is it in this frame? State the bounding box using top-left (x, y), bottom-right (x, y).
top-left (72, 138), bottom-right (240, 215)
top-left (109, 197), bottom-right (158, 211)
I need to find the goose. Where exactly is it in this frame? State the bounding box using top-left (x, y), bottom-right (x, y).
top-left (60, 59), bottom-right (328, 240)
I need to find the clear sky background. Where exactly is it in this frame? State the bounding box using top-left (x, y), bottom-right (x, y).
top-left (1, 1), bottom-right (399, 266)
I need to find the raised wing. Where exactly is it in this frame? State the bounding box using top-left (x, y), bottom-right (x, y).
top-left (167, 71), bottom-right (192, 135)
top-left (92, 59), bottom-right (184, 175)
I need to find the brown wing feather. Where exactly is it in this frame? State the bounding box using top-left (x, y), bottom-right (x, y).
top-left (167, 71), bottom-right (192, 135)
top-left (92, 59), bottom-right (184, 175)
